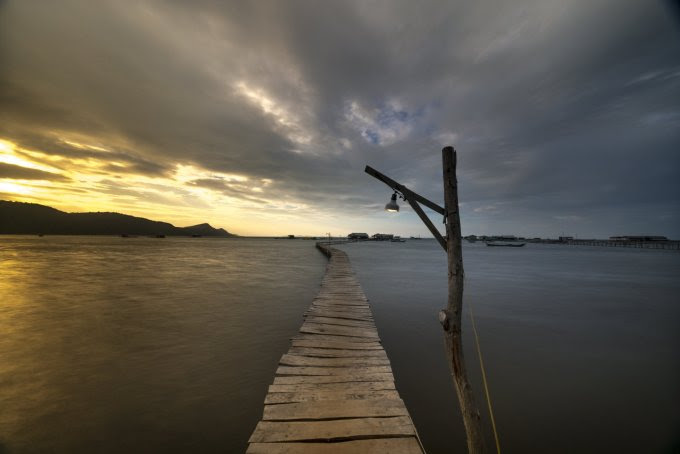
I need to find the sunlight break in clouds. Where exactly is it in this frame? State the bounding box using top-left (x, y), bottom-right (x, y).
top-left (0, 139), bottom-right (62, 175)
top-left (0, 135), bottom-right (328, 236)
top-left (0, 0), bottom-right (678, 237)
top-left (344, 100), bottom-right (415, 146)
top-left (233, 81), bottom-right (313, 146)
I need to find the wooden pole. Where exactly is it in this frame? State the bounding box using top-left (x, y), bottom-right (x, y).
top-left (364, 150), bottom-right (486, 452)
top-left (405, 197), bottom-right (447, 251)
top-left (439, 146), bottom-right (486, 454)
top-left (365, 165), bottom-right (445, 215)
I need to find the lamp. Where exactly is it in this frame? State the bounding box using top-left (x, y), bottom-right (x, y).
top-left (385, 192), bottom-right (399, 212)
top-left (365, 148), bottom-right (487, 454)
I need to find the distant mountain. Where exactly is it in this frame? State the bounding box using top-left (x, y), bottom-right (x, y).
top-left (0, 200), bottom-right (235, 237)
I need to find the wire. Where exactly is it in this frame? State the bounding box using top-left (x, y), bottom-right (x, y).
top-left (469, 302), bottom-right (501, 454)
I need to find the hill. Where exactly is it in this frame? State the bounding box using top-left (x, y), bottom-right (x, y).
top-left (0, 200), bottom-right (235, 237)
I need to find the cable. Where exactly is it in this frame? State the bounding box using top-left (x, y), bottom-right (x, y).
top-left (469, 302), bottom-right (501, 454)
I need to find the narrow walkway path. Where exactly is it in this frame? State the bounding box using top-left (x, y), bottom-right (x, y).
top-left (247, 244), bottom-right (424, 453)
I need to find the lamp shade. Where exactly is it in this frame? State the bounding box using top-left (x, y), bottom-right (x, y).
top-left (385, 193), bottom-right (399, 212)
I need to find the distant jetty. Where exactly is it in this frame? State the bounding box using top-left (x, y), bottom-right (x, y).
top-left (0, 200), bottom-right (235, 237)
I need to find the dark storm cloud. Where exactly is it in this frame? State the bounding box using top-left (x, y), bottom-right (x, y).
top-left (5, 133), bottom-right (171, 177)
top-left (0, 162), bottom-right (68, 181)
top-left (1, 0), bottom-right (678, 236)
top-left (188, 178), bottom-right (269, 204)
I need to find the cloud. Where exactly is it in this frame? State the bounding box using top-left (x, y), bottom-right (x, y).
top-left (187, 178), bottom-right (269, 204)
top-left (553, 215), bottom-right (584, 222)
top-left (344, 100), bottom-right (418, 146)
top-left (0, 0), bottom-right (678, 236)
top-left (0, 162), bottom-right (68, 181)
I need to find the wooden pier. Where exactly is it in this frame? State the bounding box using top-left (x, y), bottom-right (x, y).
top-left (564, 239), bottom-right (680, 250)
top-left (247, 244), bottom-right (424, 453)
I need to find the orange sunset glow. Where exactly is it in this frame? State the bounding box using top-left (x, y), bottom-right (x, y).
top-left (0, 136), bottom-right (344, 236)
top-left (1, 0), bottom-right (678, 238)
top-left (1, 2), bottom-right (679, 454)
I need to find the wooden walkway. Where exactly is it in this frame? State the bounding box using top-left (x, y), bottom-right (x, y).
top-left (247, 244), bottom-right (424, 453)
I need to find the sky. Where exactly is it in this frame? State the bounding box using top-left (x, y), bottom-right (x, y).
top-left (1, 0), bottom-right (679, 238)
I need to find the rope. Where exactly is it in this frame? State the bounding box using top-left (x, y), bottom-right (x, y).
top-left (469, 302), bottom-right (501, 454)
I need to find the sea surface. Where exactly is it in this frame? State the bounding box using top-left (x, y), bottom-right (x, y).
top-left (0, 236), bottom-right (678, 453)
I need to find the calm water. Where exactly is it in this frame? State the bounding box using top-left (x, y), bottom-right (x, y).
top-left (0, 237), bottom-right (326, 453)
top-left (337, 240), bottom-right (680, 454)
top-left (0, 237), bottom-right (678, 453)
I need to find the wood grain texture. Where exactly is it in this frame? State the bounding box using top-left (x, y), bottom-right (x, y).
top-left (262, 398), bottom-right (408, 420)
top-left (292, 333), bottom-right (379, 343)
top-left (299, 323), bottom-right (380, 339)
top-left (248, 246), bottom-right (423, 452)
top-left (264, 390), bottom-right (401, 404)
top-left (290, 339), bottom-right (383, 350)
top-left (303, 316), bottom-right (375, 328)
top-left (287, 347), bottom-right (388, 358)
top-left (247, 438), bottom-right (423, 454)
top-left (268, 381), bottom-right (395, 393)
top-left (272, 373), bottom-right (394, 385)
top-left (249, 416), bottom-right (416, 442)
top-left (276, 365), bottom-right (392, 376)
top-left (279, 354), bottom-right (390, 367)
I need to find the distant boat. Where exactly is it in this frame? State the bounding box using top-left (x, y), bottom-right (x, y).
top-left (191, 234), bottom-right (202, 238)
top-left (391, 236), bottom-right (406, 243)
top-left (121, 234), bottom-right (138, 238)
top-left (154, 234), bottom-right (166, 238)
top-left (485, 242), bottom-right (525, 247)
top-left (409, 236), bottom-right (422, 240)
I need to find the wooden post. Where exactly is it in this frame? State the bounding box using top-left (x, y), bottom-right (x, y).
top-left (364, 150), bottom-right (486, 453)
top-left (440, 146), bottom-right (486, 454)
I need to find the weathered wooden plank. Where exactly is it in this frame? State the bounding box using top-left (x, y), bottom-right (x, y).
top-left (262, 398), bottom-right (407, 420)
top-left (248, 416), bottom-right (416, 442)
top-left (314, 294), bottom-right (368, 301)
top-left (300, 323), bottom-right (380, 339)
top-left (317, 284), bottom-right (363, 288)
top-left (317, 285), bottom-right (364, 289)
top-left (309, 305), bottom-right (370, 312)
top-left (249, 246), bottom-right (423, 453)
top-left (328, 294), bottom-right (365, 297)
top-left (288, 347), bottom-right (387, 358)
top-left (268, 381), bottom-right (395, 393)
top-left (276, 365), bottom-right (392, 376)
top-left (247, 438), bottom-right (423, 454)
top-left (314, 294), bottom-right (367, 299)
top-left (304, 316), bottom-right (375, 328)
top-left (312, 300), bottom-right (369, 306)
top-left (307, 305), bottom-right (371, 312)
top-left (313, 295), bottom-right (368, 300)
top-left (305, 310), bottom-right (374, 322)
top-left (292, 333), bottom-right (379, 343)
top-left (307, 307), bottom-right (372, 314)
top-left (273, 373), bottom-right (394, 385)
top-left (279, 354), bottom-right (390, 368)
top-left (320, 287), bottom-right (361, 290)
top-left (264, 389), bottom-right (401, 404)
top-left (304, 315), bottom-right (374, 324)
top-left (306, 309), bottom-right (372, 316)
top-left (290, 339), bottom-right (383, 350)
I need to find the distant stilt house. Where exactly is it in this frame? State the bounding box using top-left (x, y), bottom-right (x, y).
top-left (347, 232), bottom-right (369, 240)
top-left (371, 233), bottom-right (394, 241)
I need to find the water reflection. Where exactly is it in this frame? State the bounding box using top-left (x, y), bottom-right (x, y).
top-left (337, 241), bottom-right (680, 454)
top-left (0, 236), bottom-right (325, 453)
